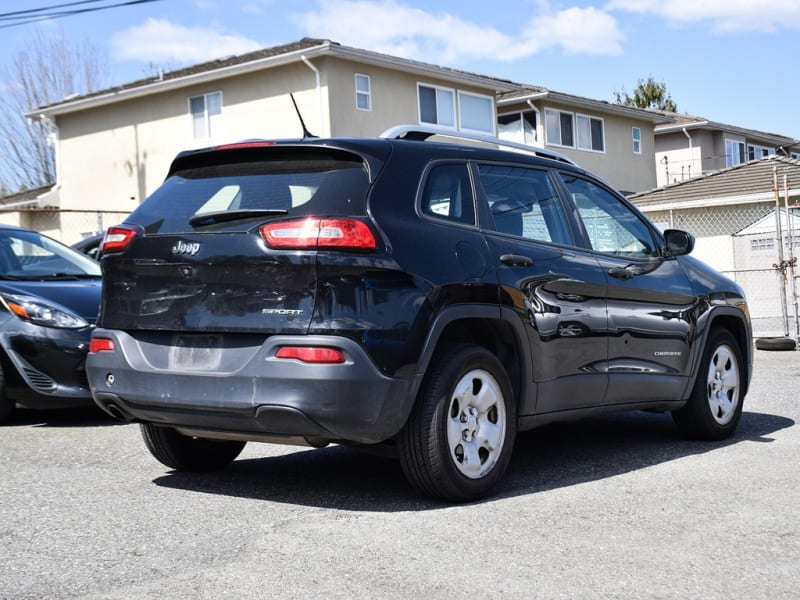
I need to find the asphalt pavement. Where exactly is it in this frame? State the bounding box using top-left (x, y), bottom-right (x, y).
top-left (1, 348), bottom-right (798, 599)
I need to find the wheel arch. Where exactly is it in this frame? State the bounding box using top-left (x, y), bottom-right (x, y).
top-left (409, 305), bottom-right (531, 416)
top-left (693, 307), bottom-right (753, 397)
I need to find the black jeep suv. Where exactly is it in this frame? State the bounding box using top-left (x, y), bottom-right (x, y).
top-left (87, 126), bottom-right (752, 501)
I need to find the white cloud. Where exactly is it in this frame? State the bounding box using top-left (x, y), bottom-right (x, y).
top-left (525, 7), bottom-right (624, 56)
top-left (290, 0), bottom-right (624, 63)
top-left (606, 0), bottom-right (800, 32)
top-left (111, 18), bottom-right (262, 64)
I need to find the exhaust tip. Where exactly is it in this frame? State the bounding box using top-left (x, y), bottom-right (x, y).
top-left (94, 393), bottom-right (135, 421)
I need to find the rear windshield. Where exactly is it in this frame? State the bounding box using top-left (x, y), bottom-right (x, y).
top-left (127, 149), bottom-right (370, 234)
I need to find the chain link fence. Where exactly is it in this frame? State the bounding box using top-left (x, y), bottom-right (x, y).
top-left (0, 208), bottom-right (130, 246)
top-left (641, 201), bottom-right (799, 340)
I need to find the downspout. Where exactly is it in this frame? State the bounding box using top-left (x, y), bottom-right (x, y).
top-left (300, 55), bottom-right (324, 137)
top-left (682, 127), bottom-right (693, 180)
top-left (526, 100), bottom-right (541, 144)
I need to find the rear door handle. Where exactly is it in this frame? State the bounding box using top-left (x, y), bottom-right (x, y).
top-left (500, 253), bottom-right (533, 267)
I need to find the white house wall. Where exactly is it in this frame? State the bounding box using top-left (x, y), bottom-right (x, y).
top-left (654, 131), bottom-right (706, 187)
top-left (56, 63), bottom-right (323, 211)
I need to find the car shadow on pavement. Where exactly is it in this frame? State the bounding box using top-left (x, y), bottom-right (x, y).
top-left (152, 409), bottom-right (794, 511)
top-left (8, 406), bottom-right (123, 428)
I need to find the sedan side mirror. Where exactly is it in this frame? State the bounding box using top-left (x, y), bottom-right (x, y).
top-left (663, 229), bottom-right (695, 257)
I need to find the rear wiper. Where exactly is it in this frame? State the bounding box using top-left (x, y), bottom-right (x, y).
top-left (189, 209), bottom-right (288, 227)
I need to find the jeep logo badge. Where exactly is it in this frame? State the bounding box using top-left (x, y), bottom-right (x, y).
top-left (171, 240), bottom-right (201, 256)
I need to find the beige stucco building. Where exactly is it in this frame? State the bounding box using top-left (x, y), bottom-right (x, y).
top-left (25, 38), bottom-right (671, 217)
top-left (652, 111), bottom-right (800, 188)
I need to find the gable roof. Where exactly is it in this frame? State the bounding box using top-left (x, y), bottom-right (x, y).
top-left (498, 88), bottom-right (674, 125)
top-left (27, 38), bottom-right (521, 119)
top-left (734, 208), bottom-right (798, 236)
top-left (630, 155), bottom-right (800, 210)
top-left (650, 109), bottom-right (798, 148)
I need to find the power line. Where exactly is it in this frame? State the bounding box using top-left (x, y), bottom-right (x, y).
top-left (0, 0), bottom-right (164, 29)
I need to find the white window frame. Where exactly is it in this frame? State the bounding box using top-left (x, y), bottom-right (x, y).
top-left (747, 144), bottom-right (774, 161)
top-left (189, 91), bottom-right (222, 140)
top-left (725, 138), bottom-right (746, 167)
top-left (544, 108), bottom-right (575, 149)
top-left (456, 90), bottom-right (495, 135)
top-left (417, 83), bottom-right (456, 129)
top-left (792, 152), bottom-right (800, 160)
top-left (632, 127), bottom-right (642, 154)
top-left (355, 73), bottom-right (371, 111)
top-left (576, 113), bottom-right (605, 153)
top-left (497, 109), bottom-right (538, 145)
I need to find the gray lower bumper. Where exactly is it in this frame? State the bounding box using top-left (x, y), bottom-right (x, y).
top-left (86, 329), bottom-right (416, 444)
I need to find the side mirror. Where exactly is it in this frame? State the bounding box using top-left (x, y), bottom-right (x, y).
top-left (663, 229), bottom-right (695, 257)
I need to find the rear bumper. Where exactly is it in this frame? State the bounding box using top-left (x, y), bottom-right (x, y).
top-left (86, 329), bottom-right (416, 444)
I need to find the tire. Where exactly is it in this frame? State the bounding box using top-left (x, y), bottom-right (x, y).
top-left (140, 423), bottom-right (246, 471)
top-left (399, 344), bottom-right (516, 502)
top-left (0, 365), bottom-right (15, 424)
top-left (672, 329), bottom-right (744, 441)
top-left (755, 337), bottom-right (796, 351)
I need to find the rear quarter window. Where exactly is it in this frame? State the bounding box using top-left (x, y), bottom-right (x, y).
top-left (419, 163), bottom-right (475, 225)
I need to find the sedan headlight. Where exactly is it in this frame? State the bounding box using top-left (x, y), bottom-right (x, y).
top-left (0, 293), bottom-right (89, 329)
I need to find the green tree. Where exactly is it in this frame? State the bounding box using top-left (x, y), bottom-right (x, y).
top-left (614, 75), bottom-right (677, 112)
top-left (0, 29), bottom-right (108, 192)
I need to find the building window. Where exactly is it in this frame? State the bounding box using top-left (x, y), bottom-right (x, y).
top-left (355, 74), bottom-right (371, 111)
top-left (632, 127), bottom-right (642, 154)
top-left (545, 108), bottom-right (574, 148)
top-left (750, 238), bottom-right (775, 252)
top-left (418, 84), bottom-right (455, 128)
top-left (725, 139), bottom-right (745, 167)
top-left (189, 91), bottom-right (222, 140)
top-left (457, 91), bottom-right (494, 134)
top-left (498, 110), bottom-right (538, 145)
top-left (747, 144), bottom-right (774, 161)
top-left (576, 114), bottom-right (605, 152)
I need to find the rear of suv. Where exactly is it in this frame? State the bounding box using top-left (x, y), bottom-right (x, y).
top-left (87, 126), bottom-right (752, 501)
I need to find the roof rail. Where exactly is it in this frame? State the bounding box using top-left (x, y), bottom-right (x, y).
top-left (379, 124), bottom-right (577, 166)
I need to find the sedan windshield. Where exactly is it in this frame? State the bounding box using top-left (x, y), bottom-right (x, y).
top-left (0, 229), bottom-right (101, 280)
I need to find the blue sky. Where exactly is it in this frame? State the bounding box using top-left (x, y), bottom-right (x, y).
top-left (1, 0), bottom-right (798, 138)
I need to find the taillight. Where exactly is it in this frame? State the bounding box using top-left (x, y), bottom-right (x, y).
top-left (275, 346), bottom-right (346, 364)
top-left (89, 338), bottom-right (115, 353)
top-left (260, 218), bottom-right (376, 250)
top-left (102, 225), bottom-right (141, 254)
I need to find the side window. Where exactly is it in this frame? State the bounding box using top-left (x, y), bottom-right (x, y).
top-left (559, 173), bottom-right (657, 258)
top-left (420, 164), bottom-right (475, 225)
top-left (418, 84), bottom-right (456, 128)
top-left (355, 73), bottom-right (371, 111)
top-left (632, 126), bottom-right (642, 154)
top-left (478, 164), bottom-right (573, 246)
top-left (189, 91), bottom-right (222, 140)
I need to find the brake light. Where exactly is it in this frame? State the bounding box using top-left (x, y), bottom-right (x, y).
top-left (275, 346), bottom-right (346, 364)
top-left (89, 338), bottom-right (115, 353)
top-left (102, 225), bottom-right (140, 254)
top-left (212, 141), bottom-right (277, 150)
top-left (260, 218), bottom-right (376, 250)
